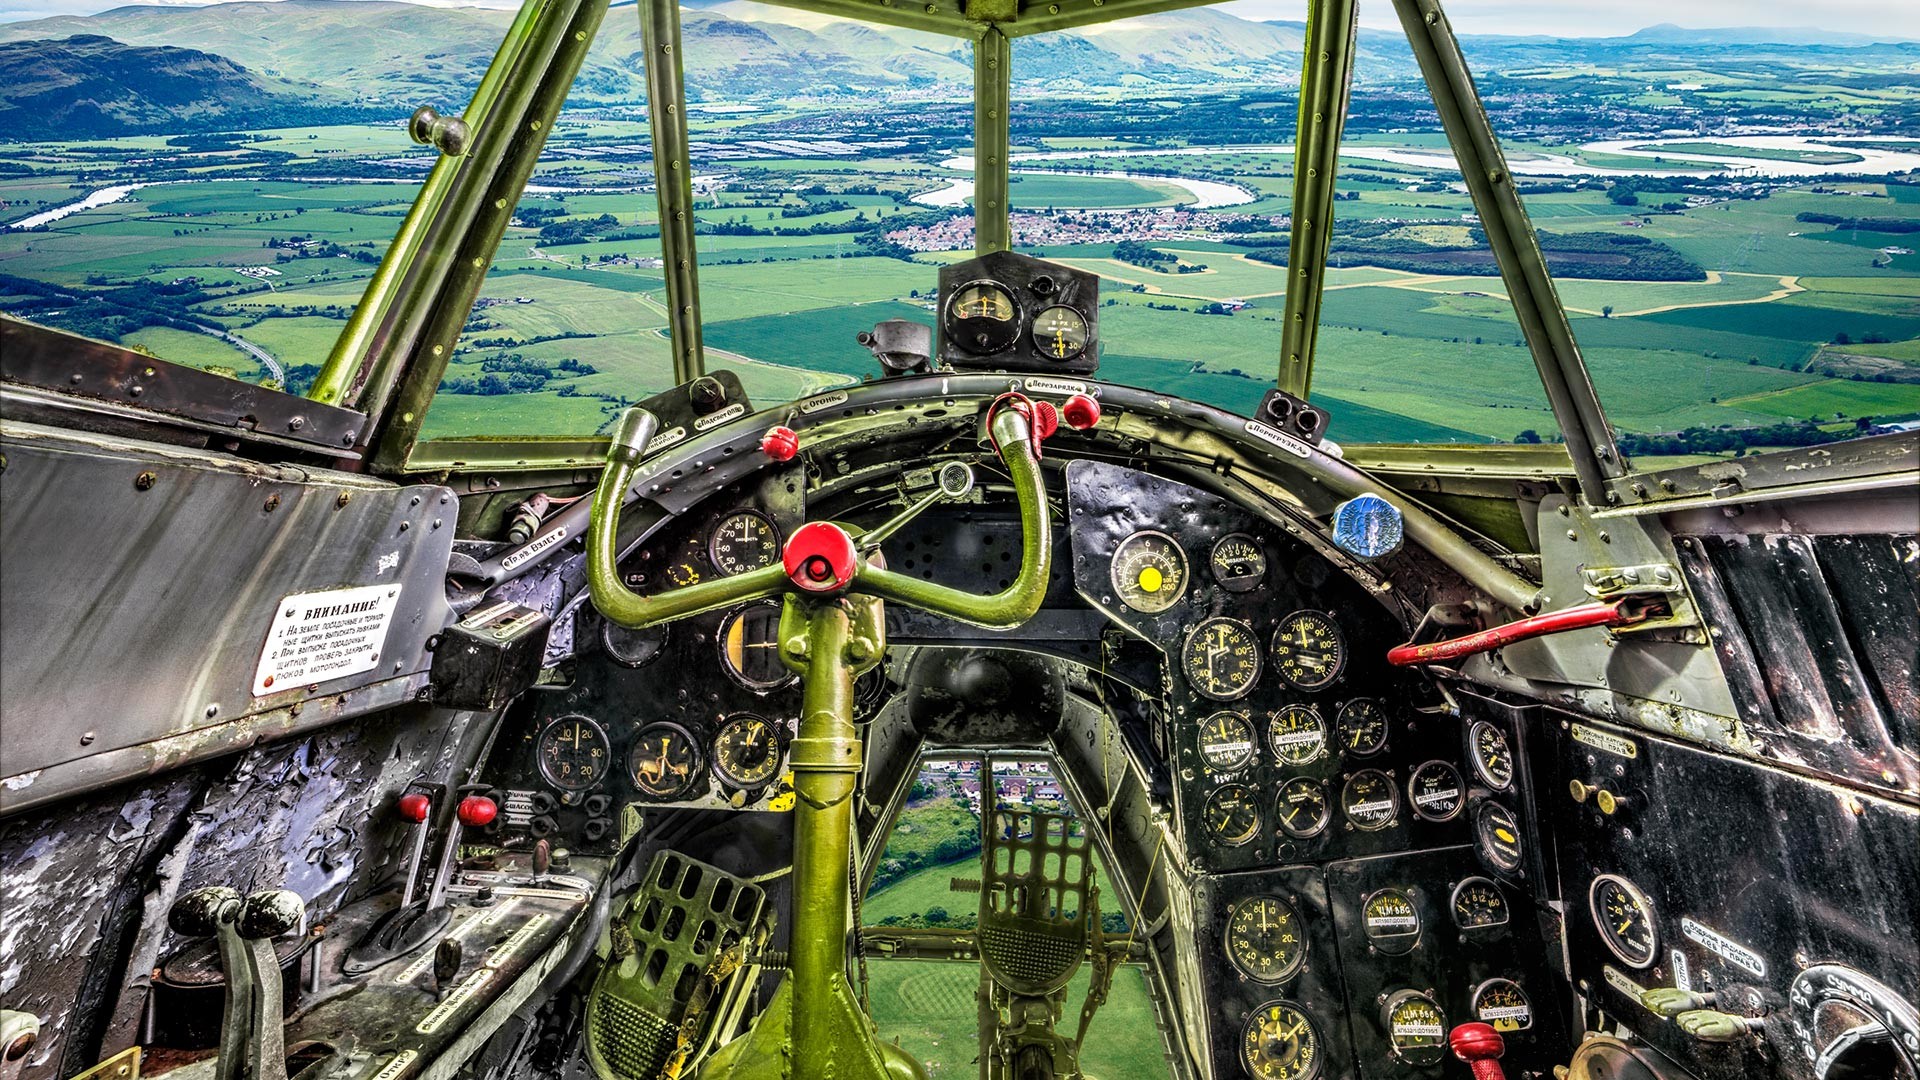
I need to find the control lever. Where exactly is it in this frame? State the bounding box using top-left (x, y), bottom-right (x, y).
top-left (1639, 987), bottom-right (1717, 1017)
top-left (345, 786), bottom-right (496, 975)
top-left (169, 887), bottom-right (306, 1080)
top-left (1449, 1022), bottom-right (1506, 1080)
top-left (857, 461), bottom-right (976, 555)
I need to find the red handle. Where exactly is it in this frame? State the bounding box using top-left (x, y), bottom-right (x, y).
top-left (1450, 1023), bottom-right (1506, 1080)
top-left (1388, 599), bottom-right (1653, 667)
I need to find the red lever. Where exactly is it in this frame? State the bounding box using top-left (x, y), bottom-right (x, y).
top-left (760, 425), bottom-right (799, 462)
top-left (1061, 393), bottom-right (1101, 430)
top-left (456, 795), bottom-right (498, 828)
top-left (1450, 1023), bottom-right (1506, 1080)
top-left (1031, 400), bottom-right (1061, 441)
top-left (1387, 598), bottom-right (1659, 667)
top-left (783, 521), bottom-right (859, 594)
top-left (397, 792), bottom-right (431, 824)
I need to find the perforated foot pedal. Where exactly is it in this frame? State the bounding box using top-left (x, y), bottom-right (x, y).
top-left (585, 851), bottom-right (769, 1080)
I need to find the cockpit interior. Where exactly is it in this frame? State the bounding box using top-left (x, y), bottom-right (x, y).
top-left (1, 2), bottom-right (1915, 1080)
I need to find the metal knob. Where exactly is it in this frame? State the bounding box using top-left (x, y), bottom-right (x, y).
top-left (239, 890), bottom-right (306, 940)
top-left (169, 887), bottom-right (242, 938)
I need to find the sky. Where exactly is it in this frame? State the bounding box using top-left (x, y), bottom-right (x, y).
top-left (0, 0), bottom-right (1914, 34)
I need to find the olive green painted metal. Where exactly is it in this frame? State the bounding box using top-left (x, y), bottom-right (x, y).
top-left (376, 0), bottom-right (611, 471)
top-left (1276, 0), bottom-right (1357, 400)
top-left (1391, 0), bottom-right (1624, 504)
top-left (642, 0), bottom-right (708, 384)
top-left (307, 0), bottom-right (559, 414)
top-left (973, 28), bottom-right (1013, 255)
top-left (587, 402), bottom-right (1050, 1077)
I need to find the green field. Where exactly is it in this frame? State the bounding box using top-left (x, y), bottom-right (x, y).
top-left (6, 116), bottom-right (1918, 452)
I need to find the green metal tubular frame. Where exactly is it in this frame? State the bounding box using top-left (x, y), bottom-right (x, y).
top-left (974, 28), bottom-right (1013, 255)
top-left (1275, 0), bottom-right (1357, 399)
top-left (1392, 0), bottom-right (1624, 503)
top-left (308, 0), bottom-right (570, 421)
top-left (374, 0), bottom-right (611, 470)
top-left (642, 0), bottom-right (708, 383)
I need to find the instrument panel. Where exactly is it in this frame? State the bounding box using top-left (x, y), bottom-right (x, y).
top-left (477, 474), bottom-right (810, 851)
top-left (1063, 458), bottom-right (1460, 875)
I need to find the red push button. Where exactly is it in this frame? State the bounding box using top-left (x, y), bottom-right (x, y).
top-left (1062, 393), bottom-right (1101, 430)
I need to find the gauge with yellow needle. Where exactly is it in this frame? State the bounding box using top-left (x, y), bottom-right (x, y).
top-left (1032, 305), bottom-right (1088, 360)
top-left (1242, 1001), bottom-right (1321, 1080)
top-left (1110, 530), bottom-right (1188, 613)
top-left (944, 280), bottom-right (1020, 354)
top-left (629, 722), bottom-right (701, 800)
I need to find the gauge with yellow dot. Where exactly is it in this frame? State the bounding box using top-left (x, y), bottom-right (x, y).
top-left (1110, 530), bottom-right (1188, 614)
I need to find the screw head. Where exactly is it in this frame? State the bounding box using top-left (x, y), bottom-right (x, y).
top-left (135, 471), bottom-right (157, 491)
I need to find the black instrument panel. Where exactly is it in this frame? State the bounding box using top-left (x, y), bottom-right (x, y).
top-left (1062, 457), bottom-right (1459, 874)
top-left (477, 475), bottom-right (809, 852)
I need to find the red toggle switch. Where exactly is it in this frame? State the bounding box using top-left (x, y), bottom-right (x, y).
top-left (456, 795), bottom-right (498, 828)
top-left (782, 521), bottom-right (859, 594)
top-left (398, 792), bottom-right (431, 824)
top-left (1450, 1023), bottom-right (1507, 1080)
top-left (1061, 393), bottom-right (1101, 430)
top-left (760, 425), bottom-right (799, 462)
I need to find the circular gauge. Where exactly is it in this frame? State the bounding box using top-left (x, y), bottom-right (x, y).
top-left (945, 280), bottom-right (1020, 355)
top-left (1266, 705), bottom-right (1328, 767)
top-left (536, 715), bottom-right (610, 791)
top-left (1198, 712), bottom-right (1257, 773)
top-left (1182, 618), bottom-right (1262, 702)
top-left (1110, 530), bottom-right (1188, 614)
top-left (1271, 612), bottom-right (1347, 691)
top-left (1276, 778), bottom-right (1331, 839)
top-left (630, 722), bottom-right (701, 799)
top-left (602, 620), bottom-right (668, 669)
top-left (1203, 784), bottom-right (1261, 847)
top-left (709, 509), bottom-right (780, 577)
top-left (1032, 305), bottom-right (1089, 361)
top-left (1335, 699), bottom-right (1389, 758)
top-left (712, 713), bottom-right (783, 789)
top-left (1341, 769), bottom-right (1399, 831)
top-left (1382, 991), bottom-right (1448, 1066)
top-left (1224, 896), bottom-right (1308, 983)
top-left (1474, 800), bottom-right (1525, 875)
top-left (1450, 877), bottom-right (1510, 931)
top-left (1590, 874), bottom-right (1659, 969)
top-left (1408, 760), bottom-right (1466, 822)
top-left (1469, 720), bottom-right (1515, 791)
top-left (718, 601), bottom-right (796, 692)
top-left (1209, 533), bottom-right (1268, 593)
top-left (1472, 978), bottom-right (1534, 1033)
top-left (1241, 1001), bottom-right (1321, 1080)
top-left (1363, 888), bottom-right (1422, 955)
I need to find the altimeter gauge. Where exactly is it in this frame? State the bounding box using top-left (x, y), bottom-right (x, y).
top-left (1198, 711), bottom-right (1257, 773)
top-left (1271, 611), bottom-right (1346, 691)
top-left (1110, 530), bottom-right (1188, 614)
top-left (1203, 784), bottom-right (1261, 847)
top-left (1182, 618), bottom-right (1262, 702)
top-left (945, 280), bottom-right (1021, 354)
top-left (1590, 874), bottom-right (1659, 969)
top-left (1242, 1002), bottom-right (1321, 1080)
top-left (536, 714), bottom-right (609, 792)
top-left (630, 722), bottom-right (701, 800)
top-left (712, 713), bottom-right (782, 789)
top-left (1032, 305), bottom-right (1089, 360)
top-left (1225, 896), bottom-right (1307, 983)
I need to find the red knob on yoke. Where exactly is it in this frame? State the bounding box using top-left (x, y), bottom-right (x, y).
top-left (783, 521), bottom-right (858, 594)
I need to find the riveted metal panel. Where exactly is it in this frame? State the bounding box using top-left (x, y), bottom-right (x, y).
top-left (0, 422), bottom-right (455, 810)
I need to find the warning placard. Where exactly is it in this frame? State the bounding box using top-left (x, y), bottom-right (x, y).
top-left (253, 583), bottom-right (402, 696)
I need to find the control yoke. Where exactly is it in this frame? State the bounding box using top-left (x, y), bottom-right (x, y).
top-left (586, 391), bottom-right (1091, 632)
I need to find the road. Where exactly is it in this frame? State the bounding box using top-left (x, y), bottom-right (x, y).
top-left (195, 325), bottom-right (285, 384)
